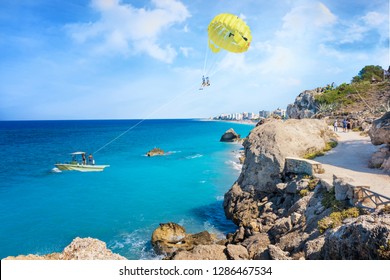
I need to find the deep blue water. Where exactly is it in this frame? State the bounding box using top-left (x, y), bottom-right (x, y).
top-left (0, 119), bottom-right (253, 259)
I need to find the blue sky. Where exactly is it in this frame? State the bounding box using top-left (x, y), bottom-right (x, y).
top-left (0, 0), bottom-right (388, 120)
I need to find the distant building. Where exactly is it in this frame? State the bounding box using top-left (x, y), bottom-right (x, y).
top-left (272, 108), bottom-right (287, 118)
top-left (259, 110), bottom-right (271, 118)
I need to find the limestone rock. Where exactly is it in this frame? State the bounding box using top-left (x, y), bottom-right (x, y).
top-left (231, 119), bottom-right (333, 194)
top-left (223, 183), bottom-right (259, 227)
top-left (60, 237), bottom-right (126, 260)
top-left (304, 236), bottom-right (325, 260)
top-left (220, 128), bottom-right (240, 142)
top-left (4, 237), bottom-right (126, 260)
top-left (333, 175), bottom-right (354, 201)
top-left (286, 87), bottom-right (324, 119)
top-left (226, 244), bottom-right (249, 260)
top-left (151, 223), bottom-right (217, 256)
top-left (170, 245), bottom-right (227, 260)
top-left (241, 233), bottom-right (271, 259)
top-left (277, 231), bottom-right (309, 253)
top-left (322, 214), bottom-right (390, 259)
top-left (151, 222), bottom-right (187, 254)
top-left (268, 244), bottom-right (292, 260)
top-left (369, 145), bottom-right (390, 171)
top-left (146, 147), bottom-right (164, 157)
top-left (369, 112), bottom-right (390, 145)
top-left (268, 217), bottom-right (293, 241)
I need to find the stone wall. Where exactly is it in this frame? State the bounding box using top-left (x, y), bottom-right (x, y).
top-left (285, 157), bottom-right (324, 176)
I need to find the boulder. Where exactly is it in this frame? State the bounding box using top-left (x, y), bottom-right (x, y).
top-left (224, 119), bottom-right (334, 227)
top-left (369, 112), bottom-right (390, 145)
top-left (220, 128), bottom-right (240, 142)
top-left (268, 217), bottom-right (293, 241)
top-left (369, 145), bottom-right (390, 171)
top-left (151, 222), bottom-right (187, 254)
top-left (226, 244), bottom-right (249, 260)
top-left (267, 244), bottom-right (292, 260)
top-left (151, 222), bottom-right (218, 256)
top-left (241, 233), bottom-right (271, 259)
top-left (146, 147), bottom-right (164, 157)
top-left (333, 175), bottom-right (354, 202)
top-left (304, 236), bottom-right (325, 260)
top-left (4, 237), bottom-right (126, 260)
top-left (170, 244), bottom-right (227, 260)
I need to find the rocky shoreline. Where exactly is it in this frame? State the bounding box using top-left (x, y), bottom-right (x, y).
top-left (4, 83), bottom-right (389, 260)
top-left (4, 116), bottom-right (390, 260)
top-left (149, 117), bottom-right (390, 260)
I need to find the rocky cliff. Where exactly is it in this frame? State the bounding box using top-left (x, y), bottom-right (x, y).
top-left (149, 119), bottom-right (389, 260)
top-left (286, 87), bottom-right (324, 119)
top-left (219, 118), bottom-right (390, 260)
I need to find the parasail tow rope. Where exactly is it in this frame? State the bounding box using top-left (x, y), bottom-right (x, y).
top-left (92, 80), bottom-right (201, 155)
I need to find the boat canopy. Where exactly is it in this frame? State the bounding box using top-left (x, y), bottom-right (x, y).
top-left (70, 152), bottom-right (86, 155)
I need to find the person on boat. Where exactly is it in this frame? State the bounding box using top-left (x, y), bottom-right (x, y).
top-left (82, 153), bottom-right (86, 165)
top-left (88, 154), bottom-right (95, 165)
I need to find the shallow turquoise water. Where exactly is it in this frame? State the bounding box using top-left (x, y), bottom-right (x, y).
top-left (0, 119), bottom-right (252, 259)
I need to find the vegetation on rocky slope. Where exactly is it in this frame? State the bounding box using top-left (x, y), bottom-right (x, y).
top-left (314, 65), bottom-right (390, 116)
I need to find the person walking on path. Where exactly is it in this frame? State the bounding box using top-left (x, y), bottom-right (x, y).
top-left (333, 119), bottom-right (338, 132)
top-left (342, 119), bottom-right (347, 132)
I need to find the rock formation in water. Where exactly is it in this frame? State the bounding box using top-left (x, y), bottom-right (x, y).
top-left (4, 237), bottom-right (126, 260)
top-left (151, 222), bottom-right (219, 258)
top-left (146, 147), bottom-right (165, 157)
top-left (220, 128), bottom-right (240, 142)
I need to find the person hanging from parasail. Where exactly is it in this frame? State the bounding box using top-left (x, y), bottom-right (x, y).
top-left (200, 76), bottom-right (210, 89)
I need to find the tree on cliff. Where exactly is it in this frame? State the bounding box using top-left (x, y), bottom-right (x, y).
top-left (352, 65), bottom-right (384, 83)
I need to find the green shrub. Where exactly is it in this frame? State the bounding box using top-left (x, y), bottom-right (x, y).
top-left (308, 179), bottom-right (319, 191)
top-left (321, 188), bottom-right (346, 211)
top-left (303, 151), bottom-right (325, 159)
top-left (378, 240), bottom-right (390, 260)
top-left (317, 207), bottom-right (361, 233)
top-left (299, 189), bottom-right (309, 197)
top-left (323, 141), bottom-right (338, 152)
top-left (315, 80), bottom-right (371, 107)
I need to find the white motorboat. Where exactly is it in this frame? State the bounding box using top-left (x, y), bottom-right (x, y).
top-left (55, 152), bottom-right (109, 172)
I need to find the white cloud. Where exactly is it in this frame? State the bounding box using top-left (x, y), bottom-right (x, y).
top-left (277, 2), bottom-right (337, 39)
top-left (66, 0), bottom-right (190, 63)
top-left (336, 10), bottom-right (389, 44)
top-left (179, 47), bottom-right (192, 57)
top-left (363, 11), bottom-right (387, 27)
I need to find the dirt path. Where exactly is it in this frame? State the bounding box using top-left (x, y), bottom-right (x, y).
top-left (314, 129), bottom-right (390, 198)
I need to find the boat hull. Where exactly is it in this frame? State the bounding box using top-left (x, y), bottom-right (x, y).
top-left (55, 164), bottom-right (109, 172)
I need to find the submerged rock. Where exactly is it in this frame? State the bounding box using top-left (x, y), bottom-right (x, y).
top-left (146, 147), bottom-right (165, 157)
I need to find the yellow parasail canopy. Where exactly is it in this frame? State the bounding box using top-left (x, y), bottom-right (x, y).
top-left (208, 13), bottom-right (252, 53)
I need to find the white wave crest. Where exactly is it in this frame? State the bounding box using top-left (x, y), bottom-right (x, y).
top-left (186, 154), bottom-right (203, 159)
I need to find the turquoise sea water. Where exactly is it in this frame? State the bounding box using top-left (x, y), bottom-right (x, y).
top-left (0, 119), bottom-right (253, 259)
